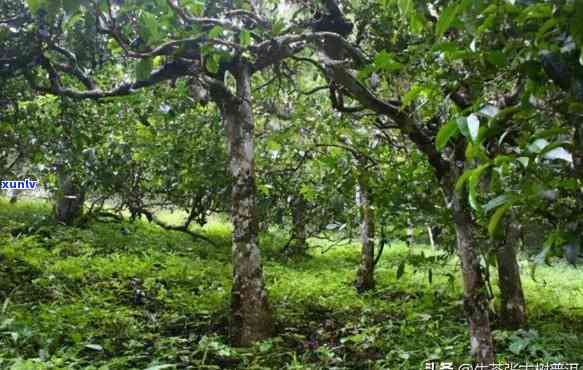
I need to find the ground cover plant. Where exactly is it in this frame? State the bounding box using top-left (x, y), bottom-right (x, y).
top-left (0, 199), bottom-right (581, 369)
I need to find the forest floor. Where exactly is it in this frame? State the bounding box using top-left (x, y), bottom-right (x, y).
top-left (0, 198), bottom-right (582, 369)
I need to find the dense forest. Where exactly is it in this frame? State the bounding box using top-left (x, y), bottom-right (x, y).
top-left (0, 0), bottom-right (582, 368)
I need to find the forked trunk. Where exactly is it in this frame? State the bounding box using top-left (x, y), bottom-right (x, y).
top-left (450, 184), bottom-right (495, 364)
top-left (55, 167), bottom-right (85, 225)
top-left (219, 62), bottom-right (274, 346)
top-left (496, 222), bottom-right (527, 329)
top-left (355, 168), bottom-right (375, 292)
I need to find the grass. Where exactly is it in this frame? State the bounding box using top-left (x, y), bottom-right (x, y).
top-left (0, 197), bottom-right (582, 369)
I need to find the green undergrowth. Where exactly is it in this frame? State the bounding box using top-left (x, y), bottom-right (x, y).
top-left (0, 198), bottom-right (581, 369)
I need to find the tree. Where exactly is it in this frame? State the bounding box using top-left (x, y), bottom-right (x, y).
top-left (0, 0), bottom-right (369, 346)
top-left (300, 0), bottom-right (495, 362)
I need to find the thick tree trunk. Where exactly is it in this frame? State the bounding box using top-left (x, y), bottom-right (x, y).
top-left (355, 169), bottom-right (375, 292)
top-left (54, 167), bottom-right (85, 225)
top-left (496, 222), bottom-right (527, 329)
top-left (450, 185), bottom-right (495, 364)
top-left (313, 5), bottom-right (495, 360)
top-left (289, 194), bottom-right (308, 256)
top-left (406, 219), bottom-right (414, 247)
top-left (220, 62), bottom-right (274, 346)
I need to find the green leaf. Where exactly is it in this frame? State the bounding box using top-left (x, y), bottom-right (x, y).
top-left (408, 11), bottom-right (426, 34)
top-left (139, 12), bottom-right (161, 45)
top-left (239, 30), bottom-right (251, 47)
top-left (519, 3), bottom-right (552, 23)
top-left (206, 53), bottom-right (221, 74)
top-left (136, 57), bottom-right (153, 81)
top-left (570, 0), bottom-right (583, 45)
top-left (397, 0), bottom-right (426, 34)
top-left (397, 0), bottom-right (413, 16)
top-left (373, 51), bottom-right (402, 72)
top-left (402, 84), bottom-right (422, 107)
top-left (485, 50), bottom-right (507, 68)
top-left (509, 338), bottom-right (528, 355)
top-left (527, 138), bottom-right (549, 153)
top-left (456, 116), bottom-right (470, 138)
top-left (537, 18), bottom-right (558, 40)
top-left (66, 12), bottom-right (84, 28)
top-left (187, 0), bottom-right (204, 16)
top-left (465, 142), bottom-right (477, 160)
top-left (488, 203), bottom-right (511, 238)
top-left (271, 19), bottom-right (285, 36)
top-left (484, 194), bottom-right (508, 213)
top-left (533, 127), bottom-right (570, 139)
top-left (209, 25), bottom-right (223, 39)
top-left (517, 156), bottom-right (530, 168)
top-left (436, 2), bottom-right (458, 37)
top-left (435, 120), bottom-right (460, 150)
top-left (468, 163), bottom-right (491, 210)
top-left (455, 168), bottom-right (473, 192)
top-left (341, 333), bottom-right (367, 344)
top-left (27, 0), bottom-right (45, 12)
top-left (494, 155), bottom-right (514, 166)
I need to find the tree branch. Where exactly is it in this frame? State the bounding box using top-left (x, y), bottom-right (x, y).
top-left (36, 56), bottom-right (197, 99)
top-left (0, 14), bottom-right (26, 24)
top-left (140, 208), bottom-right (217, 246)
top-left (251, 31), bottom-right (368, 72)
top-left (166, 0), bottom-right (246, 32)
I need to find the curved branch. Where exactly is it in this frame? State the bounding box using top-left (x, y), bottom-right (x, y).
top-left (297, 84), bottom-right (329, 95)
top-left (251, 31), bottom-right (369, 71)
top-left (224, 9), bottom-right (271, 29)
top-left (0, 14), bottom-right (26, 24)
top-left (141, 209), bottom-right (217, 247)
top-left (166, 0), bottom-right (244, 32)
top-left (292, 56), bottom-right (329, 76)
top-left (36, 56), bottom-right (196, 99)
top-left (320, 56), bottom-right (449, 179)
top-left (314, 143), bottom-right (377, 165)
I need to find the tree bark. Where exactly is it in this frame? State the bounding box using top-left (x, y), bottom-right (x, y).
top-left (289, 194), bottom-right (308, 256)
top-left (450, 181), bottom-right (495, 364)
top-left (54, 167), bottom-right (85, 225)
top-left (406, 219), bottom-right (414, 247)
top-left (355, 167), bottom-right (375, 292)
top-left (313, 5), bottom-right (495, 360)
top-left (218, 62), bottom-right (274, 346)
top-left (496, 222), bottom-right (527, 329)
